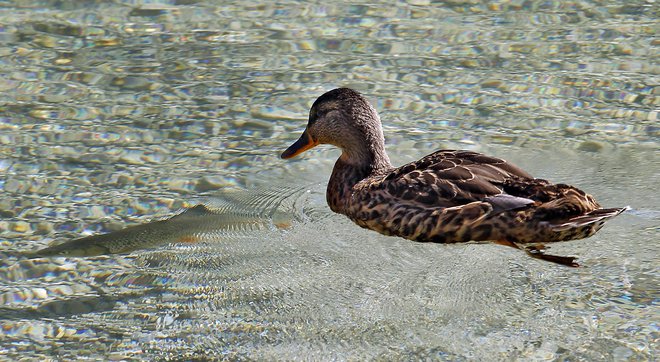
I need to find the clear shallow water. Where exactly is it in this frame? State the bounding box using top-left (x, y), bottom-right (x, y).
top-left (0, 0), bottom-right (658, 360)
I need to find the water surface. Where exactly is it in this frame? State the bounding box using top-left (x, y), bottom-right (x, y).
top-left (0, 0), bottom-right (658, 360)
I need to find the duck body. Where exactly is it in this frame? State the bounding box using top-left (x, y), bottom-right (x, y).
top-left (327, 148), bottom-right (619, 245)
top-left (282, 88), bottom-right (627, 266)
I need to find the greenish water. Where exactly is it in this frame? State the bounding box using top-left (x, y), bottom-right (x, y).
top-left (0, 1), bottom-right (657, 360)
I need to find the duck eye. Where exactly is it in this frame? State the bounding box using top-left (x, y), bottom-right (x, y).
top-left (309, 108), bottom-right (317, 122)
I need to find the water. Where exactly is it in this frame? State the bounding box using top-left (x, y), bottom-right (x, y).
top-left (0, 0), bottom-right (658, 360)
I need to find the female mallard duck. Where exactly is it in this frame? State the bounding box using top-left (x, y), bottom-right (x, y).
top-left (281, 88), bottom-right (627, 266)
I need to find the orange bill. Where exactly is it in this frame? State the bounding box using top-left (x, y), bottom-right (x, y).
top-left (281, 129), bottom-right (319, 159)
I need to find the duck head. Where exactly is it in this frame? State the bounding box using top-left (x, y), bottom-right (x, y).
top-left (281, 88), bottom-right (391, 169)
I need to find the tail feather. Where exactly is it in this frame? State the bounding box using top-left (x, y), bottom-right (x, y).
top-left (551, 206), bottom-right (629, 231)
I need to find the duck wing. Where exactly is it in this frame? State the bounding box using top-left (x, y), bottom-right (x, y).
top-left (369, 150), bottom-right (535, 209)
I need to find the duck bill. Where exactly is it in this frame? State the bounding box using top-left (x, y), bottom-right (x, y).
top-left (281, 129), bottom-right (319, 159)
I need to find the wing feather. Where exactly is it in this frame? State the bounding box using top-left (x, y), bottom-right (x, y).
top-left (369, 150), bottom-right (534, 208)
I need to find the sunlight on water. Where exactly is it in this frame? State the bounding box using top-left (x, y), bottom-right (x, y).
top-left (0, 0), bottom-right (657, 360)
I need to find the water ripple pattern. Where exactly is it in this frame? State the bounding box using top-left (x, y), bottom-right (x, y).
top-left (0, 0), bottom-right (657, 360)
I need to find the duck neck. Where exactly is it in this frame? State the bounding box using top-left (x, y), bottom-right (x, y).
top-left (326, 141), bottom-right (392, 214)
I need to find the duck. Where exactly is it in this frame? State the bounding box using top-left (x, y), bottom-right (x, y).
top-left (281, 88), bottom-right (627, 266)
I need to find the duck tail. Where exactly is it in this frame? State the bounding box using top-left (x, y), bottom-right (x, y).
top-left (550, 206), bottom-right (630, 232)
